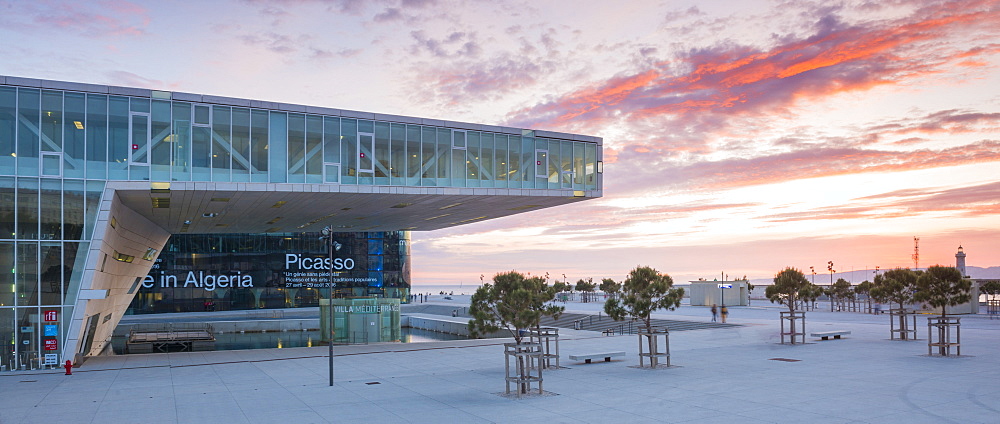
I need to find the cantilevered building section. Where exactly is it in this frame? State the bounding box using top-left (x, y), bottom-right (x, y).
top-left (0, 75), bottom-right (602, 368)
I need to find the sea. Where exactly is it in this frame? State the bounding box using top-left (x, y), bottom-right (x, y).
top-left (411, 284), bottom-right (483, 296)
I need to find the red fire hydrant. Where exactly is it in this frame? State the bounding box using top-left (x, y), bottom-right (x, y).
top-left (64, 360), bottom-right (73, 375)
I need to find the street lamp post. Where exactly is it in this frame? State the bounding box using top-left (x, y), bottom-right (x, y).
top-left (321, 226), bottom-right (337, 386)
top-left (828, 261), bottom-right (835, 312)
top-left (809, 267), bottom-right (815, 311)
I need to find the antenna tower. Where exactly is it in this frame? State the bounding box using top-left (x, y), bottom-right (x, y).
top-left (911, 236), bottom-right (920, 270)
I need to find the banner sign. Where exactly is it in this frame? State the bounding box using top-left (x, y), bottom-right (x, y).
top-left (143, 250), bottom-right (372, 291)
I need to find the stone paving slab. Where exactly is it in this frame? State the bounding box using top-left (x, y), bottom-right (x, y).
top-left (3, 299), bottom-right (1000, 423)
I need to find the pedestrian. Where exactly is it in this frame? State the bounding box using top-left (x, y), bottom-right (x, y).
top-left (721, 305), bottom-right (729, 323)
top-left (874, 302), bottom-right (881, 315)
top-left (710, 304), bottom-right (718, 322)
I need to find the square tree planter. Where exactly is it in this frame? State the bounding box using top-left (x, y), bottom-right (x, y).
top-left (780, 311), bottom-right (806, 344)
top-left (637, 327), bottom-right (670, 368)
top-left (528, 327), bottom-right (560, 370)
top-left (927, 316), bottom-right (961, 357)
top-left (504, 342), bottom-right (543, 397)
top-left (889, 308), bottom-right (918, 341)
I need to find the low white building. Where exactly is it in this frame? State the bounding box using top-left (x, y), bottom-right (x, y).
top-left (688, 280), bottom-right (750, 306)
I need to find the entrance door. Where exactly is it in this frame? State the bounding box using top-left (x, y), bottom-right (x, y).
top-left (365, 314), bottom-right (380, 343)
top-left (80, 314), bottom-right (100, 357)
top-left (323, 163), bottom-right (340, 183)
top-left (561, 171), bottom-right (574, 188)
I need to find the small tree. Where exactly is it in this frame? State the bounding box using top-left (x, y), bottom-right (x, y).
top-left (870, 268), bottom-right (918, 310)
top-left (766, 267), bottom-right (809, 312)
top-left (915, 265), bottom-right (970, 356)
top-left (551, 280), bottom-right (573, 302)
top-left (604, 266), bottom-right (684, 357)
top-left (871, 268), bottom-right (919, 340)
top-left (982, 280), bottom-right (1000, 302)
top-left (798, 282), bottom-right (823, 311)
top-left (575, 278), bottom-right (596, 303)
top-left (855, 280), bottom-right (874, 313)
top-left (600, 278), bottom-right (620, 300)
top-left (766, 268), bottom-right (809, 344)
top-left (468, 271), bottom-right (564, 344)
top-left (831, 278), bottom-right (852, 311)
top-left (914, 265), bottom-right (971, 317)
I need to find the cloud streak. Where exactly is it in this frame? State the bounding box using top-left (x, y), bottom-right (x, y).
top-left (763, 180), bottom-right (1000, 222)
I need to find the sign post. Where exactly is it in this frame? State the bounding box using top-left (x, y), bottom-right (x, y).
top-left (718, 283), bottom-right (732, 306)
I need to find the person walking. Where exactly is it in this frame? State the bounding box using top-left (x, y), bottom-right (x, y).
top-left (721, 305), bottom-right (729, 323)
top-left (710, 304), bottom-right (718, 322)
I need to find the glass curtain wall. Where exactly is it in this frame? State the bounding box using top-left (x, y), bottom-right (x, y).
top-left (126, 231), bottom-right (410, 314)
top-left (0, 175), bottom-right (102, 371)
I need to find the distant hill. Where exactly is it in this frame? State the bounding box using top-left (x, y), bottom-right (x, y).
top-left (747, 266), bottom-right (1000, 287)
top-left (969, 266), bottom-right (1000, 279)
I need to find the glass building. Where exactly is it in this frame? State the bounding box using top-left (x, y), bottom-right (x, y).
top-left (0, 75), bottom-right (602, 371)
top-left (128, 231), bottom-right (411, 314)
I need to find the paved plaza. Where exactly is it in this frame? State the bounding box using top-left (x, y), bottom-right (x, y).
top-left (2, 297), bottom-right (999, 423)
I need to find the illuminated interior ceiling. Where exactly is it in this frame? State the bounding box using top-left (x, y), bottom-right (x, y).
top-left (114, 184), bottom-right (592, 234)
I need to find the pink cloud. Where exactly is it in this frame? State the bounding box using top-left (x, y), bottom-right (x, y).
top-left (612, 139), bottom-right (1000, 195)
top-left (874, 110), bottom-right (1000, 137)
top-left (504, 0), bottom-right (1000, 142)
top-left (407, 27), bottom-right (567, 106)
top-left (23, 0), bottom-right (151, 38)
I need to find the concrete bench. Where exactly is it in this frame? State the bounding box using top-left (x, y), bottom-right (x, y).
top-left (811, 330), bottom-right (851, 340)
top-left (569, 351), bottom-right (625, 363)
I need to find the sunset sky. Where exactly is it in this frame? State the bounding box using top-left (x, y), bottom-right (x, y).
top-left (2, 0), bottom-right (998, 285)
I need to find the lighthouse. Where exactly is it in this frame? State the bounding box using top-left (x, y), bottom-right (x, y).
top-left (956, 245), bottom-right (967, 278)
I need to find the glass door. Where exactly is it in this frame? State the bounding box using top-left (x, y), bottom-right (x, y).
top-left (561, 171), bottom-right (574, 188)
top-left (323, 163), bottom-right (340, 183)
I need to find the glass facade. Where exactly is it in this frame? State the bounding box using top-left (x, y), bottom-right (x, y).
top-left (0, 174), bottom-right (97, 371)
top-left (0, 77), bottom-right (600, 369)
top-left (0, 84), bottom-right (600, 189)
top-left (128, 232), bottom-right (410, 314)
top-left (321, 298), bottom-right (401, 344)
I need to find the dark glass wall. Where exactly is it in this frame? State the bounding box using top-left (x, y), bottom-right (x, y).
top-left (126, 231), bottom-right (410, 314)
